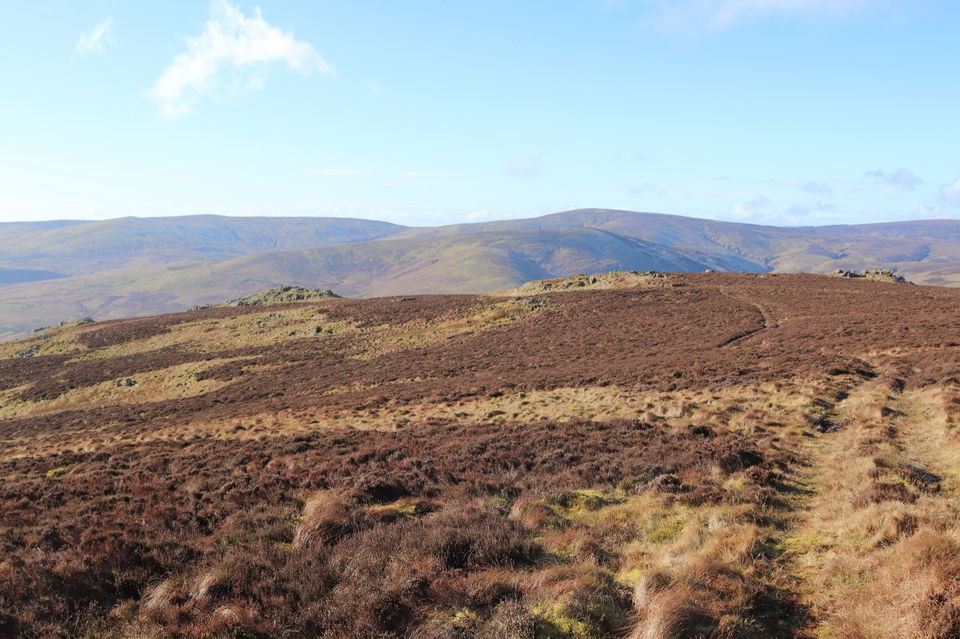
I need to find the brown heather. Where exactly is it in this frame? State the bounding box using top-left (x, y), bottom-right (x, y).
top-left (2, 272), bottom-right (960, 637)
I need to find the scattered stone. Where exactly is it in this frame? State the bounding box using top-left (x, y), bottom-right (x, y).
top-left (191, 286), bottom-right (340, 310)
top-left (116, 378), bottom-right (137, 388)
top-left (32, 317), bottom-right (94, 335)
top-left (16, 344), bottom-right (41, 358)
top-left (509, 270), bottom-right (667, 296)
top-left (833, 269), bottom-right (909, 283)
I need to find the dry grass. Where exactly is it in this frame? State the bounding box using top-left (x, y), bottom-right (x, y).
top-left (181, 380), bottom-right (822, 444)
top-left (776, 376), bottom-right (960, 638)
top-left (74, 305), bottom-right (338, 359)
top-left (0, 357), bottom-right (251, 420)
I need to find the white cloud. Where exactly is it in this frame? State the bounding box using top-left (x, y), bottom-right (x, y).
top-left (76, 19), bottom-right (114, 55)
top-left (150, 0), bottom-right (334, 117)
top-left (642, 0), bottom-right (876, 31)
top-left (304, 168), bottom-right (367, 176)
top-left (864, 167), bottom-right (922, 191)
top-left (942, 177), bottom-right (960, 206)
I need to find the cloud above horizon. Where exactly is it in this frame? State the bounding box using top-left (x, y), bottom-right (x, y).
top-left (150, 0), bottom-right (333, 117)
top-left (304, 168), bottom-right (367, 176)
top-left (865, 167), bottom-right (923, 191)
top-left (75, 19), bottom-right (114, 55)
top-left (641, 0), bottom-right (878, 31)
top-left (505, 159), bottom-right (544, 179)
top-left (730, 195), bottom-right (771, 219)
top-left (801, 181), bottom-right (833, 197)
top-left (942, 177), bottom-right (960, 206)
top-left (401, 171), bottom-right (468, 179)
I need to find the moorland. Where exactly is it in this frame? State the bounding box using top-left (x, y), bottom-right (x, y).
top-left (3, 271), bottom-right (960, 638)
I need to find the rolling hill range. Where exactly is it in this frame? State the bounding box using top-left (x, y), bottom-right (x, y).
top-left (2, 209), bottom-right (960, 339)
top-left (3, 272), bottom-right (960, 637)
top-left (0, 215), bottom-right (405, 277)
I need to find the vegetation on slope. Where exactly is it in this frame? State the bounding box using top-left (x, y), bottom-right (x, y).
top-left (0, 215), bottom-right (407, 276)
top-left (4, 209), bottom-right (960, 340)
top-left (0, 227), bottom-right (716, 339)
top-left (2, 272), bottom-right (960, 637)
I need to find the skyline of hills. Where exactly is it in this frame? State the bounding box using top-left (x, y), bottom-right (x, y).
top-left (2, 209), bottom-right (960, 339)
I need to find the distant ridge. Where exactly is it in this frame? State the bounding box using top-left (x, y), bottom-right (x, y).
top-left (0, 209), bottom-right (958, 339)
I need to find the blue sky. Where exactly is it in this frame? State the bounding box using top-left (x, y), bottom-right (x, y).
top-left (1, 0), bottom-right (958, 226)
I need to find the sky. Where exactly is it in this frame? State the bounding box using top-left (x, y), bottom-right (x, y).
top-left (1, 0), bottom-right (958, 227)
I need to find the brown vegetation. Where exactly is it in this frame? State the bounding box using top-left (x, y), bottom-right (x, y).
top-left (2, 272), bottom-right (960, 637)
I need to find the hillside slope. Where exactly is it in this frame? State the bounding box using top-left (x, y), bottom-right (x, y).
top-left (399, 209), bottom-right (960, 283)
top-left (0, 215), bottom-right (407, 276)
top-left (0, 228), bottom-right (727, 339)
top-left (3, 209), bottom-right (960, 338)
top-left (3, 273), bottom-right (960, 638)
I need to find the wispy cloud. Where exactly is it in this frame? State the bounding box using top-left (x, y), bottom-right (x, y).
top-left (783, 200), bottom-right (836, 222)
top-left (801, 181), bottom-right (833, 197)
top-left (729, 195), bottom-right (771, 220)
top-left (942, 176), bottom-right (960, 206)
top-left (401, 171), bottom-right (467, 179)
top-left (304, 168), bottom-right (367, 176)
top-left (150, 0), bottom-right (334, 117)
top-left (864, 167), bottom-right (922, 191)
top-left (75, 19), bottom-right (114, 55)
top-left (641, 0), bottom-right (877, 31)
top-left (504, 158), bottom-right (543, 179)
top-left (629, 182), bottom-right (665, 196)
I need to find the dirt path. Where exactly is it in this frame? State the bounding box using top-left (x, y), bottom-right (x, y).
top-left (759, 370), bottom-right (876, 636)
top-left (715, 287), bottom-right (779, 348)
top-left (761, 359), bottom-right (960, 637)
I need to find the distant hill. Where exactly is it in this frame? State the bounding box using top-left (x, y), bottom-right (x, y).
top-left (397, 209), bottom-right (960, 284)
top-left (1, 209), bottom-right (960, 339)
top-left (0, 215), bottom-right (407, 276)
